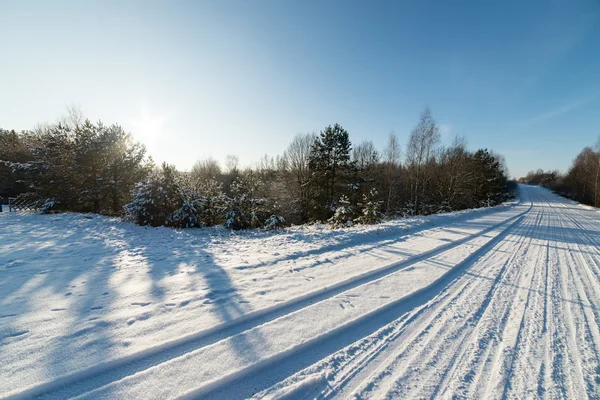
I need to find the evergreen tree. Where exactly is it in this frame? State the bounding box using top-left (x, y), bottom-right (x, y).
top-left (125, 163), bottom-right (181, 227)
top-left (471, 149), bottom-right (507, 207)
top-left (328, 195), bottom-right (354, 228)
top-left (0, 129), bottom-right (37, 199)
top-left (308, 124), bottom-right (352, 219)
top-left (355, 188), bottom-right (383, 224)
top-left (224, 177), bottom-right (267, 230)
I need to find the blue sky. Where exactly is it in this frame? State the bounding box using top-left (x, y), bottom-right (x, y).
top-left (1, 0), bottom-right (599, 178)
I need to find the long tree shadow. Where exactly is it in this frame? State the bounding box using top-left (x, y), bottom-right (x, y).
top-left (0, 211), bottom-right (263, 399)
top-left (198, 213), bottom-right (530, 399)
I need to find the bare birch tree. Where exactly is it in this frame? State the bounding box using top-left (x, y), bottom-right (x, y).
top-left (406, 107), bottom-right (440, 214)
top-left (284, 132), bottom-right (316, 222)
top-left (382, 132), bottom-right (401, 213)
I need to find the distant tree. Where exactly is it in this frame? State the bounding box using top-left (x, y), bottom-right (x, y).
top-left (470, 149), bottom-right (506, 207)
top-left (351, 140), bottom-right (380, 205)
top-left (191, 157), bottom-right (222, 189)
top-left (437, 136), bottom-right (472, 210)
top-left (564, 146), bottom-right (598, 205)
top-left (308, 124), bottom-right (352, 219)
top-left (225, 154), bottom-right (239, 174)
top-left (406, 107), bottom-right (440, 214)
top-left (0, 129), bottom-right (36, 198)
top-left (60, 105), bottom-right (84, 129)
top-left (352, 140), bottom-right (379, 170)
top-left (224, 176), bottom-right (267, 230)
top-left (594, 138), bottom-right (600, 207)
top-left (19, 119), bottom-right (149, 214)
top-left (282, 132), bottom-right (315, 223)
top-left (5, 107), bottom-right (520, 229)
top-left (125, 163), bottom-right (184, 227)
top-left (382, 132), bottom-right (401, 214)
top-left (196, 178), bottom-right (226, 226)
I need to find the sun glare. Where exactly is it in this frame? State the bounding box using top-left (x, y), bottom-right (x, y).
top-left (130, 110), bottom-right (168, 142)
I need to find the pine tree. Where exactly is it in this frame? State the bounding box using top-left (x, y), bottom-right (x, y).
top-left (355, 188), bottom-right (383, 224)
top-left (328, 195), bottom-right (354, 228)
top-left (124, 163), bottom-right (180, 227)
top-left (197, 178), bottom-right (226, 226)
top-left (224, 177), bottom-right (267, 230)
top-left (471, 149), bottom-right (506, 207)
top-left (308, 124), bottom-right (352, 219)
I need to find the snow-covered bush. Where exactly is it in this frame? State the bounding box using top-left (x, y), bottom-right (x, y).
top-left (39, 199), bottom-right (57, 214)
top-left (328, 195), bottom-right (354, 228)
top-left (124, 163), bottom-right (180, 227)
top-left (437, 200), bottom-right (452, 214)
top-left (264, 215), bottom-right (285, 230)
top-left (223, 178), bottom-right (268, 230)
top-left (197, 179), bottom-right (226, 226)
top-left (167, 197), bottom-right (204, 228)
top-left (355, 188), bottom-right (383, 224)
top-left (125, 178), bottom-right (169, 227)
top-left (224, 210), bottom-right (242, 230)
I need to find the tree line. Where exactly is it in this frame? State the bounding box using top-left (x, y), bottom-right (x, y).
top-left (519, 138), bottom-right (600, 207)
top-left (1, 107), bottom-right (515, 229)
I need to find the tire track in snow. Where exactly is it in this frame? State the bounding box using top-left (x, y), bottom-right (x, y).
top-left (351, 188), bottom-right (600, 400)
top-left (349, 207), bottom-right (538, 398)
top-left (407, 221), bottom-right (532, 398)
top-left (554, 211), bottom-right (588, 397)
top-left (498, 209), bottom-right (550, 398)
top-left (5, 206), bottom-right (529, 400)
top-left (181, 205), bottom-right (531, 400)
top-left (436, 208), bottom-right (545, 400)
top-left (554, 202), bottom-right (600, 398)
top-left (548, 213), bottom-right (571, 399)
top-left (495, 209), bottom-right (549, 399)
top-left (256, 186), bottom-right (600, 400)
top-left (283, 201), bottom-right (536, 400)
top-left (495, 195), bottom-right (583, 399)
top-left (374, 208), bottom-right (539, 399)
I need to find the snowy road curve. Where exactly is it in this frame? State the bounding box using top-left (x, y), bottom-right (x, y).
top-left (2, 185), bottom-right (600, 399)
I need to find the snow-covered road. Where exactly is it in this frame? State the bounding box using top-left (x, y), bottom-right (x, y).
top-left (2, 185), bottom-right (600, 399)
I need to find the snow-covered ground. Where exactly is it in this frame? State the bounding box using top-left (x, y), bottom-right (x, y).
top-left (1, 185), bottom-right (599, 399)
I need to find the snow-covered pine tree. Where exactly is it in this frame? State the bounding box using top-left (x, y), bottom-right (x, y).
top-left (355, 188), bottom-right (383, 224)
top-left (224, 177), bottom-right (267, 230)
top-left (264, 215), bottom-right (285, 230)
top-left (197, 178), bottom-right (226, 226)
top-left (124, 163), bottom-right (180, 227)
top-left (167, 186), bottom-right (205, 228)
top-left (328, 195), bottom-right (354, 228)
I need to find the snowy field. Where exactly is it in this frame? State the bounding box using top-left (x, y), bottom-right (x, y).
top-left (2, 185), bottom-right (600, 399)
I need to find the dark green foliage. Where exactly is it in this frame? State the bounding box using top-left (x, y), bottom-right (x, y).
top-left (470, 149), bottom-right (508, 207)
top-left (355, 188), bottom-right (383, 224)
top-left (224, 177), bottom-right (267, 230)
top-left (7, 120), bottom-right (150, 214)
top-left (0, 129), bottom-right (36, 198)
top-left (125, 163), bottom-right (183, 227)
top-left (328, 195), bottom-right (354, 228)
top-left (308, 124), bottom-right (352, 220)
top-left (196, 179), bottom-right (226, 226)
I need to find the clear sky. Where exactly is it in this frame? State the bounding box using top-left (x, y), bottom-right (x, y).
top-left (1, 0), bottom-right (599, 178)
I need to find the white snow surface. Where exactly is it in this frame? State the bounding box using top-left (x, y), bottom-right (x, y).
top-left (2, 185), bottom-right (600, 399)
